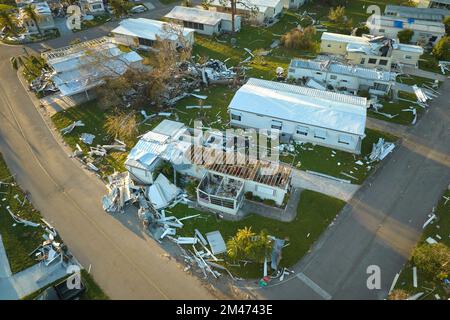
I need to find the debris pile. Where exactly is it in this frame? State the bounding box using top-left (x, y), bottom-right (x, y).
top-left (438, 61), bottom-right (450, 75)
top-left (368, 138), bottom-right (395, 162)
top-left (29, 70), bottom-right (57, 95)
top-left (102, 172), bottom-right (135, 213)
top-left (186, 59), bottom-right (237, 85)
top-left (60, 120), bottom-right (85, 135)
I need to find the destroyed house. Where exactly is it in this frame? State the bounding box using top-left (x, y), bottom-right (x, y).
top-left (191, 146), bottom-right (292, 215)
top-left (19, 2), bottom-right (55, 34)
top-left (384, 4), bottom-right (449, 22)
top-left (207, 0), bottom-right (283, 24)
top-left (366, 14), bottom-right (445, 46)
top-left (288, 58), bottom-right (397, 95)
top-left (164, 6), bottom-right (241, 35)
top-left (228, 78), bottom-right (367, 154)
top-left (125, 120), bottom-right (189, 185)
top-left (42, 37), bottom-right (143, 105)
top-left (111, 18), bottom-right (195, 50)
top-left (320, 32), bottom-right (424, 70)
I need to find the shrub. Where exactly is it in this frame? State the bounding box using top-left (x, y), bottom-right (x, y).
top-left (355, 25), bottom-right (369, 37)
top-left (412, 243), bottom-right (450, 281)
top-left (432, 36), bottom-right (450, 61)
top-left (263, 199), bottom-right (276, 206)
top-left (444, 16), bottom-right (450, 35)
top-left (281, 26), bottom-right (317, 51)
top-left (398, 29), bottom-right (414, 44)
top-left (244, 191), bottom-right (253, 200)
top-left (185, 179), bottom-right (199, 199)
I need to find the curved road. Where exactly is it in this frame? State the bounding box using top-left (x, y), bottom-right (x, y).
top-left (0, 5), bottom-right (216, 300)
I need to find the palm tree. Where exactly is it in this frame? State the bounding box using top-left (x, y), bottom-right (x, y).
top-left (0, 9), bottom-right (19, 36)
top-left (21, 4), bottom-right (43, 36)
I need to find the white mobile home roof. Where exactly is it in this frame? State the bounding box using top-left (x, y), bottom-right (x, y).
top-left (385, 4), bottom-right (449, 20)
top-left (164, 6), bottom-right (234, 25)
top-left (290, 59), bottom-right (397, 82)
top-left (229, 78), bottom-right (367, 136)
top-left (368, 14), bottom-right (445, 34)
top-left (111, 18), bottom-right (194, 41)
top-left (209, 0), bottom-right (280, 13)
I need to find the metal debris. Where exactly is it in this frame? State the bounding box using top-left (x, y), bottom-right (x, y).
top-left (60, 120), bottom-right (85, 135)
top-left (368, 138), bottom-right (395, 162)
top-left (6, 206), bottom-right (40, 227)
top-left (80, 133), bottom-right (95, 145)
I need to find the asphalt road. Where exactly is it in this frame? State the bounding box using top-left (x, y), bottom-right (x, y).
top-left (0, 4), bottom-right (216, 300)
top-left (248, 79), bottom-right (450, 299)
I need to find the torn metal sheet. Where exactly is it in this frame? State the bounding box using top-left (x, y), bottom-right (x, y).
top-left (6, 206), bottom-right (40, 227)
top-left (60, 120), bottom-right (85, 135)
top-left (270, 238), bottom-right (285, 270)
top-left (205, 231), bottom-right (226, 255)
top-left (80, 133), bottom-right (95, 145)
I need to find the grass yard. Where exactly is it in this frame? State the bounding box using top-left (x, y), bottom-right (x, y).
top-left (23, 270), bottom-right (110, 300)
top-left (280, 128), bottom-right (398, 184)
top-left (0, 154), bottom-right (45, 274)
top-left (393, 190), bottom-right (450, 300)
top-left (368, 91), bottom-right (424, 126)
top-left (168, 190), bottom-right (346, 279)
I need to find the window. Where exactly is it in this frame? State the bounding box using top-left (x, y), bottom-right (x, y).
top-left (314, 129), bottom-right (326, 140)
top-left (231, 113), bottom-right (241, 121)
top-left (330, 75), bottom-right (337, 80)
top-left (315, 72), bottom-right (322, 75)
top-left (338, 135), bottom-right (351, 145)
top-left (327, 44), bottom-right (331, 47)
top-left (373, 82), bottom-right (389, 92)
top-left (271, 120), bottom-right (282, 130)
top-left (341, 79), bottom-right (348, 83)
top-left (378, 29), bottom-right (385, 32)
top-left (296, 125), bottom-right (309, 136)
top-left (289, 68), bottom-right (295, 73)
top-left (92, 4), bottom-right (102, 9)
top-left (368, 58), bottom-right (377, 64)
top-left (405, 55), bottom-right (412, 60)
top-left (138, 37), bottom-right (154, 47)
top-left (183, 21), bottom-right (204, 30)
top-left (379, 59), bottom-right (388, 66)
top-left (360, 58), bottom-right (366, 64)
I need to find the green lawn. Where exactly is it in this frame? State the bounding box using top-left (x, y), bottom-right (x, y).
top-left (280, 128), bottom-right (398, 184)
top-left (393, 190), bottom-right (450, 300)
top-left (368, 91), bottom-right (423, 126)
top-left (23, 270), bottom-right (109, 300)
top-left (168, 190), bottom-right (345, 279)
top-left (0, 154), bottom-right (45, 274)
top-left (78, 14), bottom-right (112, 31)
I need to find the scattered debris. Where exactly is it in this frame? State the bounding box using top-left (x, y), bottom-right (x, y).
top-left (80, 133), bottom-right (95, 145)
top-left (102, 172), bottom-right (134, 213)
top-left (60, 121), bottom-right (85, 135)
top-left (270, 237), bottom-right (285, 270)
top-left (413, 266), bottom-right (418, 288)
top-left (6, 206), bottom-right (40, 227)
top-left (186, 105), bottom-right (212, 109)
top-left (438, 61), bottom-right (450, 75)
top-left (423, 214), bottom-right (436, 229)
top-left (368, 138), bottom-right (395, 162)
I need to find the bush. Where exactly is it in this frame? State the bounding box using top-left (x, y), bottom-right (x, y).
top-left (355, 25), bottom-right (369, 37)
top-left (444, 16), bottom-right (450, 35)
top-left (185, 179), bottom-right (199, 199)
top-left (328, 6), bottom-right (346, 23)
top-left (388, 289), bottom-right (409, 300)
top-left (262, 199), bottom-right (276, 206)
top-left (432, 36), bottom-right (450, 61)
top-left (281, 26), bottom-right (317, 51)
top-left (412, 243), bottom-right (450, 281)
top-left (398, 29), bottom-right (414, 44)
top-left (244, 191), bottom-right (253, 200)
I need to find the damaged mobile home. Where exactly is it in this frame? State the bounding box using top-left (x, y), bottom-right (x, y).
top-left (111, 18), bottom-right (195, 50)
top-left (124, 120), bottom-right (293, 216)
top-left (207, 0), bottom-right (283, 25)
top-left (228, 78), bottom-right (368, 154)
top-left (366, 14), bottom-right (445, 46)
top-left (287, 58), bottom-right (397, 96)
top-left (164, 6), bottom-right (242, 35)
top-left (320, 32), bottom-right (424, 71)
top-left (42, 37), bottom-right (144, 106)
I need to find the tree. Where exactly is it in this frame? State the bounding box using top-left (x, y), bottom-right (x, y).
top-left (432, 36), bottom-right (450, 61)
top-left (0, 6), bottom-right (18, 36)
top-left (443, 16), bottom-right (450, 35)
top-left (21, 4), bottom-right (43, 35)
top-left (109, 0), bottom-right (129, 18)
top-left (281, 26), bottom-right (317, 51)
top-left (412, 243), bottom-right (450, 281)
top-left (397, 29), bottom-right (414, 44)
top-left (227, 227), bottom-right (273, 263)
top-left (328, 6), bottom-right (346, 23)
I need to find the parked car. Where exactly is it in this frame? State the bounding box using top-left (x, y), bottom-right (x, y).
top-left (35, 277), bottom-right (86, 300)
top-left (130, 5), bottom-right (146, 14)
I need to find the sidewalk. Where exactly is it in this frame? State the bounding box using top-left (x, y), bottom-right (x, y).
top-left (402, 66), bottom-right (447, 81)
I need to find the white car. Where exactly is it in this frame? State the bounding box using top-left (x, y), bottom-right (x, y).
top-left (130, 5), bottom-right (146, 14)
